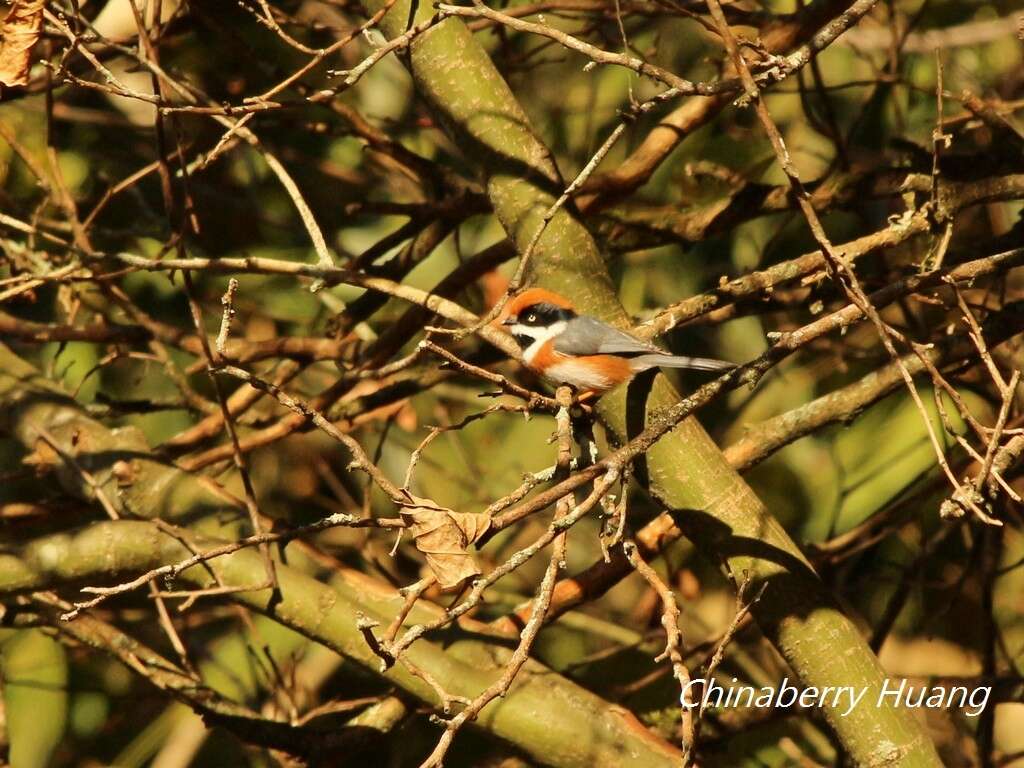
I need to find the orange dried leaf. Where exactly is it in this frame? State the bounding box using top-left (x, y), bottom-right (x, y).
top-left (0, 0), bottom-right (45, 88)
top-left (22, 437), bottom-right (59, 473)
top-left (398, 494), bottom-right (490, 589)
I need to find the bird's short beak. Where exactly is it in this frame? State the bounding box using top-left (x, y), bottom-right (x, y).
top-left (501, 316), bottom-right (517, 326)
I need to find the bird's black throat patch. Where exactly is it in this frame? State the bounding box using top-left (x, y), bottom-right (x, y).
top-left (512, 333), bottom-right (536, 349)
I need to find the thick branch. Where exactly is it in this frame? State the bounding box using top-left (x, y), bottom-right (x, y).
top-left (358, 1), bottom-right (945, 763)
top-left (0, 345), bottom-right (679, 768)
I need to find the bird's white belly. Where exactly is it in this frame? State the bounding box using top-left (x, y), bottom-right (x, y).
top-left (543, 359), bottom-right (613, 391)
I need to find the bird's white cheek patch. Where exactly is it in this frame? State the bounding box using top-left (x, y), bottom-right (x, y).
top-left (544, 360), bottom-right (611, 391)
top-left (520, 321), bottom-right (566, 365)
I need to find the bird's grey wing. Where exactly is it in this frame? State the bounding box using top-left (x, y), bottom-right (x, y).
top-left (553, 316), bottom-right (662, 357)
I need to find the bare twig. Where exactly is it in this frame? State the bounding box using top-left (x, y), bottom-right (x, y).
top-left (623, 540), bottom-right (694, 758)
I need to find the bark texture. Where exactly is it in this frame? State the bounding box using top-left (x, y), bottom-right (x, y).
top-left (0, 344), bottom-right (680, 768)
top-left (361, 2), bottom-right (944, 763)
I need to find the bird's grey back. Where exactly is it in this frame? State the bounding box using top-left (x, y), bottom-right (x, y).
top-left (553, 316), bottom-right (735, 373)
top-left (552, 316), bottom-right (662, 357)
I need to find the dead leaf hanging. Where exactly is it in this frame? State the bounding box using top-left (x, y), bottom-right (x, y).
top-left (0, 0), bottom-right (45, 88)
top-left (397, 494), bottom-right (490, 589)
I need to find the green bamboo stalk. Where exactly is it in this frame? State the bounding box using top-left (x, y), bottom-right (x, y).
top-left (0, 345), bottom-right (678, 768)
top-left (359, 4), bottom-right (943, 764)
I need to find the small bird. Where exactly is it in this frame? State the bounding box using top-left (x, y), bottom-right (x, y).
top-left (501, 287), bottom-right (734, 394)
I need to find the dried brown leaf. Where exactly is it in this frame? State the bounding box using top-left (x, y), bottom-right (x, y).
top-left (398, 494), bottom-right (490, 589)
top-left (0, 0), bottom-right (45, 88)
top-left (22, 437), bottom-right (58, 474)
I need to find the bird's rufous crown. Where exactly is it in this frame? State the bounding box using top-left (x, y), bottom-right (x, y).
top-left (503, 287), bottom-right (575, 319)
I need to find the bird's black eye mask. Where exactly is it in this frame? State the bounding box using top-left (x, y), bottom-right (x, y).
top-left (515, 302), bottom-right (576, 327)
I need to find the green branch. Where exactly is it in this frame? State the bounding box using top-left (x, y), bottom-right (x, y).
top-left (360, 2), bottom-right (944, 764)
top-left (0, 344), bottom-right (679, 768)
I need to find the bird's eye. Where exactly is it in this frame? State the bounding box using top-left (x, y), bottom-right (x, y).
top-left (526, 313), bottom-right (537, 324)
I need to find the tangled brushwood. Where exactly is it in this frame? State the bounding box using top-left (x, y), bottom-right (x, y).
top-left (1, 0), bottom-right (1023, 766)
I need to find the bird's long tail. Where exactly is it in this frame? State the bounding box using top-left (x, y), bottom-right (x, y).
top-left (630, 354), bottom-right (735, 373)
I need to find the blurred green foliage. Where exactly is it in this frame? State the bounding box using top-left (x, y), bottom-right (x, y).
top-left (2, 0), bottom-right (1023, 764)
